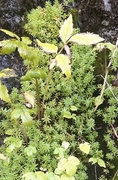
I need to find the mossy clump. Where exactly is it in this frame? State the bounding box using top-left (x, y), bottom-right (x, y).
top-left (24, 0), bottom-right (67, 44)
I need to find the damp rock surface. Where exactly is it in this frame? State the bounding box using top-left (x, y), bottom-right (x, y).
top-left (78, 0), bottom-right (118, 44)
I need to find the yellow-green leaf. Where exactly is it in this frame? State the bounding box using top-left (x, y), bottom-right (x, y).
top-left (79, 142), bottom-right (90, 154)
top-left (97, 158), bottom-right (106, 168)
top-left (24, 91), bottom-right (35, 108)
top-left (55, 54), bottom-right (71, 79)
top-left (70, 106), bottom-right (77, 111)
top-left (0, 81), bottom-right (11, 103)
top-left (105, 42), bottom-right (115, 52)
top-left (36, 39), bottom-right (58, 53)
top-left (95, 95), bottom-right (104, 109)
top-left (61, 174), bottom-right (75, 180)
top-left (0, 39), bottom-right (18, 55)
top-left (0, 29), bottom-right (20, 40)
top-left (0, 153), bottom-right (7, 160)
top-left (22, 171), bottom-right (48, 180)
top-left (11, 108), bottom-right (33, 125)
top-left (89, 157), bottom-right (97, 164)
top-left (59, 14), bottom-right (73, 43)
top-left (69, 33), bottom-right (104, 45)
top-left (50, 59), bottom-right (57, 69)
top-left (21, 37), bottom-right (32, 45)
top-left (0, 68), bottom-right (17, 78)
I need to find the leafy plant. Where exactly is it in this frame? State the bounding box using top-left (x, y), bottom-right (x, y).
top-left (0, 1), bottom-right (118, 180)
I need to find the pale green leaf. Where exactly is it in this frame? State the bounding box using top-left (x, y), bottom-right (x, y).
top-left (22, 172), bottom-right (34, 180)
top-left (50, 59), bottom-right (57, 69)
top-left (66, 163), bottom-right (77, 176)
top-left (105, 42), bottom-right (115, 52)
top-left (0, 68), bottom-right (17, 78)
top-left (59, 14), bottom-right (73, 43)
top-left (95, 95), bottom-right (104, 107)
top-left (21, 68), bottom-right (47, 81)
top-left (79, 142), bottom-right (90, 154)
top-left (36, 39), bottom-right (58, 53)
top-left (55, 158), bottom-right (67, 174)
top-left (21, 37), bottom-right (32, 45)
top-left (0, 29), bottom-right (20, 40)
top-left (0, 153), bottom-right (7, 160)
top-left (6, 144), bottom-right (15, 153)
top-left (70, 106), bottom-right (77, 111)
top-left (35, 172), bottom-right (48, 180)
top-left (55, 156), bottom-right (79, 176)
top-left (67, 156), bottom-right (80, 166)
top-left (20, 110), bottom-right (33, 124)
top-left (97, 158), bottom-right (106, 168)
top-left (63, 111), bottom-right (72, 119)
top-left (22, 171), bottom-right (48, 180)
top-left (0, 39), bottom-right (18, 55)
top-left (11, 108), bottom-right (23, 120)
top-left (24, 91), bottom-right (35, 108)
top-left (69, 33), bottom-right (104, 45)
top-left (46, 172), bottom-right (60, 180)
top-left (89, 157), bottom-right (97, 164)
top-left (61, 174), bottom-right (75, 180)
top-left (54, 147), bottom-right (65, 157)
top-left (0, 81), bottom-right (11, 103)
top-left (24, 146), bottom-right (37, 156)
top-left (17, 41), bottom-right (29, 59)
top-left (55, 54), bottom-right (71, 79)
top-left (62, 141), bottom-right (70, 150)
top-left (5, 129), bottom-right (14, 135)
top-left (11, 108), bottom-right (33, 125)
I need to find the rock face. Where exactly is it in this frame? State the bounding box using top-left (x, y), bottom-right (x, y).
top-left (78, 0), bottom-right (118, 44)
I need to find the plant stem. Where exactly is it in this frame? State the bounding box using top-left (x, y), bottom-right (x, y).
top-left (35, 78), bottom-right (41, 120)
top-left (41, 69), bottom-right (53, 118)
top-left (94, 39), bottom-right (118, 111)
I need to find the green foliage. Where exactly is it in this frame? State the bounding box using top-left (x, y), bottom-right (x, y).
top-left (0, 1), bottom-right (118, 180)
top-left (24, 0), bottom-right (67, 44)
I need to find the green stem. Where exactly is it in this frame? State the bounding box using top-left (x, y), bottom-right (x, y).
top-left (35, 78), bottom-right (41, 120)
top-left (41, 69), bottom-right (53, 118)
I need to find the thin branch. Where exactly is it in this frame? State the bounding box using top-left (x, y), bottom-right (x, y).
top-left (95, 39), bottom-right (118, 111)
top-left (97, 74), bottom-right (118, 102)
top-left (111, 124), bottom-right (118, 139)
top-left (41, 69), bottom-right (53, 119)
top-left (112, 169), bottom-right (118, 180)
top-left (35, 79), bottom-right (41, 120)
